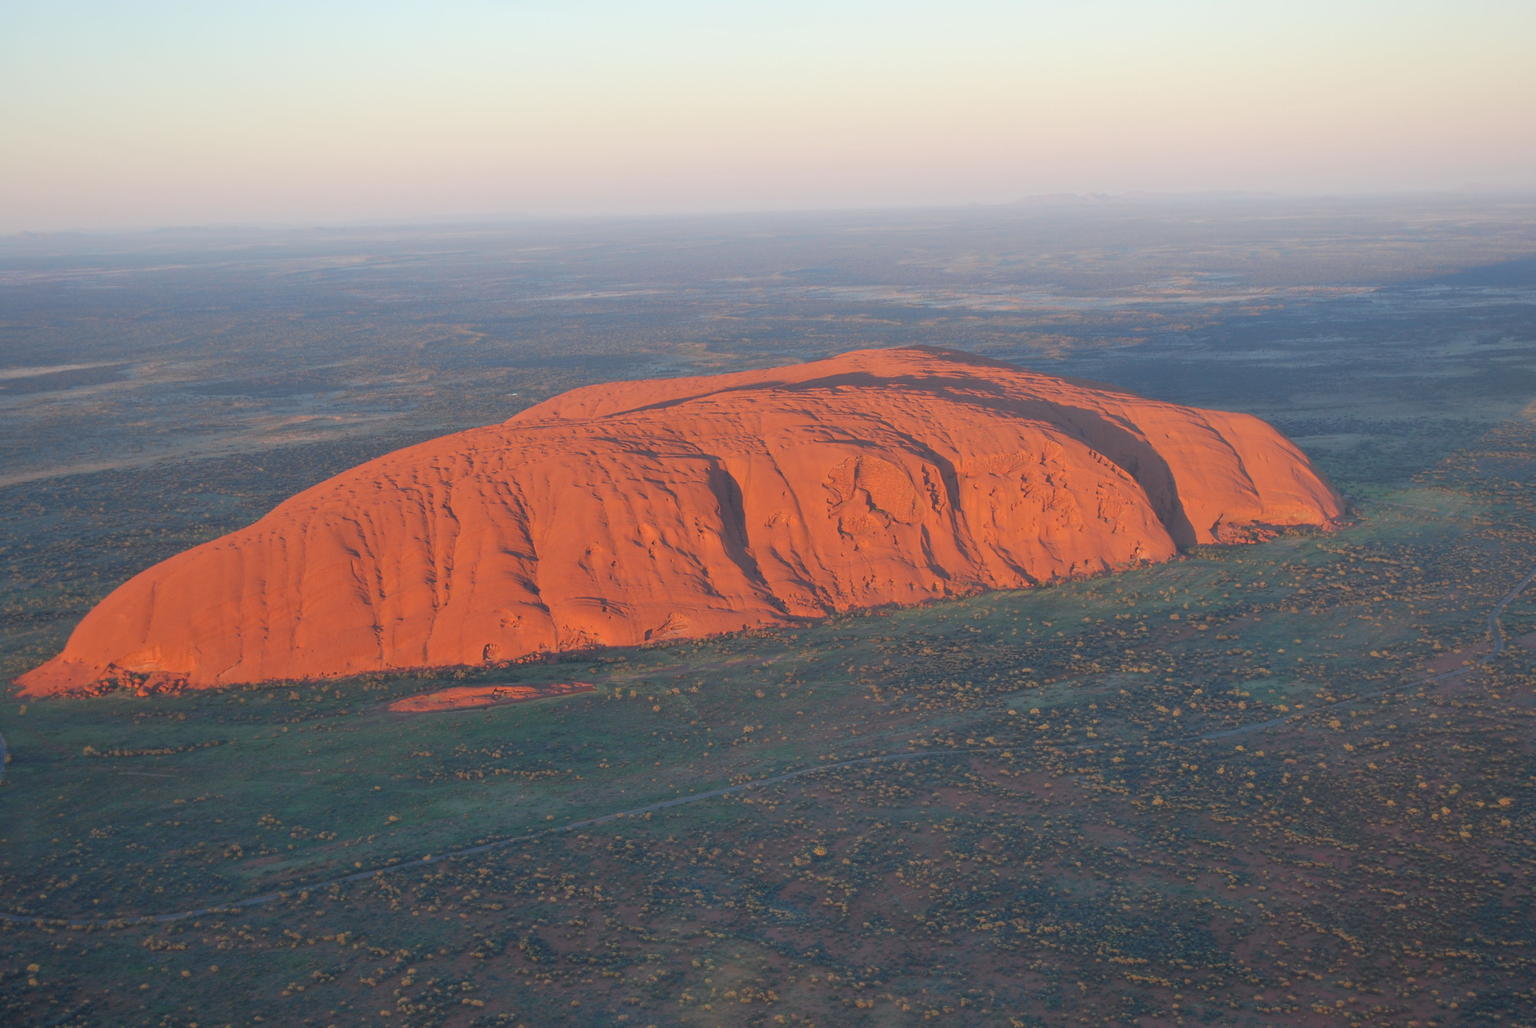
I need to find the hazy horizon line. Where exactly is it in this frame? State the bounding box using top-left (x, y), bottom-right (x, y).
top-left (8, 187), bottom-right (1536, 243)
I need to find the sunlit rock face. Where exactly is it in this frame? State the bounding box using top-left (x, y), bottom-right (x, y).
top-left (17, 347), bottom-right (1342, 695)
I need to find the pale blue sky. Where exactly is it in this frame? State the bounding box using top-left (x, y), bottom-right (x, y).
top-left (3, 0), bottom-right (1534, 231)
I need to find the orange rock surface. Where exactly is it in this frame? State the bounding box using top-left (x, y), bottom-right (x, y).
top-left (17, 347), bottom-right (1342, 695)
top-left (386, 682), bottom-right (594, 713)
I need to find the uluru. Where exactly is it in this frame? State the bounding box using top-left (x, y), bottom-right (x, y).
top-left (16, 347), bottom-right (1341, 696)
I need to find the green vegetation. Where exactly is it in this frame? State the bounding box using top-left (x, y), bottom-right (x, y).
top-left (5, 205), bottom-right (1536, 1024)
top-left (6, 418), bottom-right (1536, 1023)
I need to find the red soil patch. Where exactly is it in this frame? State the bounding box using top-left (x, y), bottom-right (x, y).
top-left (1425, 642), bottom-right (1490, 675)
top-left (386, 681), bottom-right (594, 713)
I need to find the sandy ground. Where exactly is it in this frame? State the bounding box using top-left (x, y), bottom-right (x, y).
top-left (385, 681), bottom-right (594, 713)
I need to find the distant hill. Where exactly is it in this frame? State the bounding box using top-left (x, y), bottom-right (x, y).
top-left (17, 347), bottom-right (1341, 695)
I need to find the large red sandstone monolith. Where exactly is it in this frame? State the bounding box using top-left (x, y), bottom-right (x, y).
top-left (17, 347), bottom-right (1341, 694)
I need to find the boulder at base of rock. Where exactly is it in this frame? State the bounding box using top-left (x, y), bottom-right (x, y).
top-left (17, 347), bottom-right (1342, 695)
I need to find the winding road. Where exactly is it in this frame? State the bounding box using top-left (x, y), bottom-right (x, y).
top-left (4, 558), bottom-right (1533, 932)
